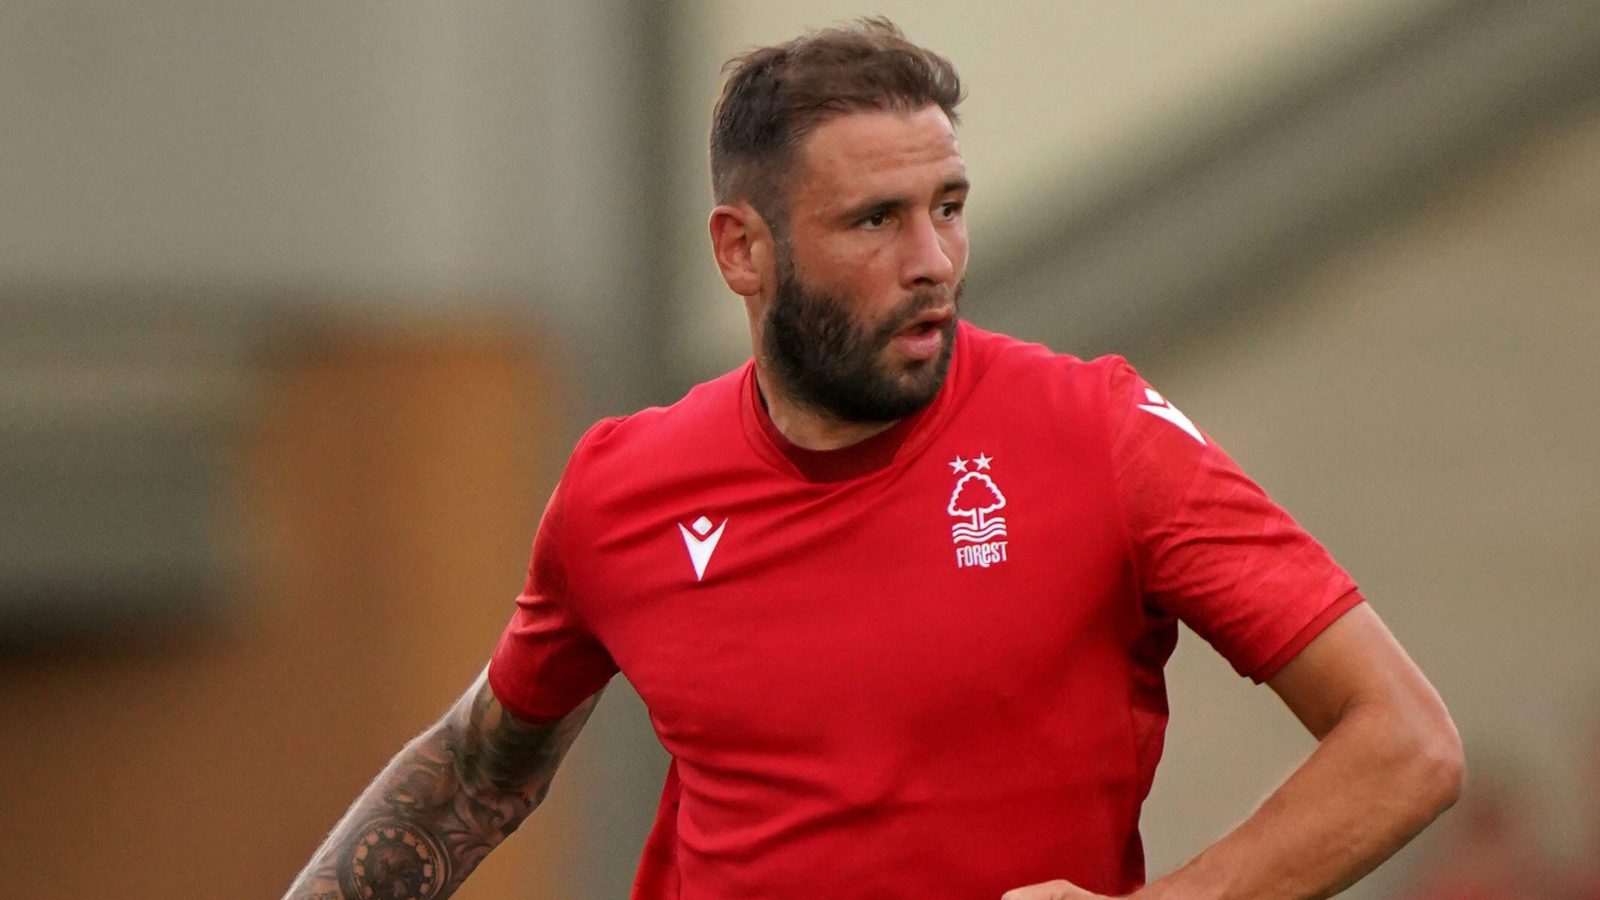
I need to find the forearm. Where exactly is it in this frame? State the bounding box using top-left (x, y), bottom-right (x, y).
top-left (285, 728), bottom-right (499, 900)
top-left (1142, 700), bottom-right (1463, 900)
top-left (283, 681), bottom-right (599, 900)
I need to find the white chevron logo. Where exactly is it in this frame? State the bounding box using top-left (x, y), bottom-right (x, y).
top-left (1137, 388), bottom-right (1206, 445)
top-left (677, 515), bottom-right (727, 582)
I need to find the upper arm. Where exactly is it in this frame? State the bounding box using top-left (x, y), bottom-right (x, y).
top-left (1266, 603), bottom-right (1454, 744)
top-left (488, 445), bottom-right (620, 724)
top-left (445, 668), bottom-right (603, 797)
top-left (1105, 358), bottom-right (1363, 680)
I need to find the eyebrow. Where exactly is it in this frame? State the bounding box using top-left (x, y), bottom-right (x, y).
top-left (941, 177), bottom-right (971, 195)
top-left (838, 177), bottom-right (971, 223)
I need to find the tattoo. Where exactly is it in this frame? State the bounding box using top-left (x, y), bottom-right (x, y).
top-left (456, 684), bottom-right (574, 795)
top-left (340, 818), bottom-right (449, 899)
top-left (285, 676), bottom-right (601, 900)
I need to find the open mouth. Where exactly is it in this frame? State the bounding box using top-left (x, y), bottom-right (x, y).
top-left (901, 308), bottom-right (953, 338)
top-left (891, 308), bottom-right (954, 360)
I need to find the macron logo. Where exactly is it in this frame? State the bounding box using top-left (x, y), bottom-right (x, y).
top-left (1138, 388), bottom-right (1206, 445)
top-left (677, 515), bottom-right (727, 582)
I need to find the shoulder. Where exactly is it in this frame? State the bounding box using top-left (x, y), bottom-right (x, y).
top-left (565, 363), bottom-right (749, 483)
top-left (958, 322), bottom-right (1129, 410)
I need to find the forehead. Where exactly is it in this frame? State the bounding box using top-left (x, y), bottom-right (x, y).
top-left (790, 105), bottom-right (964, 209)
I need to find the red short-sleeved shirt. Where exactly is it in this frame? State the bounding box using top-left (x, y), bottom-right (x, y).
top-left (489, 322), bottom-right (1362, 899)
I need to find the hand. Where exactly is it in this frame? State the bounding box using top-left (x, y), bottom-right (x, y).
top-left (1000, 879), bottom-right (1116, 899)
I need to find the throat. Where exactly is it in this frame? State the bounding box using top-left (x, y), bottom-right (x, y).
top-left (755, 368), bottom-right (898, 451)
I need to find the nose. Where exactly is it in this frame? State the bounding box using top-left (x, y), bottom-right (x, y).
top-left (900, 211), bottom-right (957, 288)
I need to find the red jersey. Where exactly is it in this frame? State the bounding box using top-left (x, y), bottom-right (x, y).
top-left (489, 322), bottom-right (1362, 898)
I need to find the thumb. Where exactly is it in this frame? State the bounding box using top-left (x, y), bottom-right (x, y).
top-left (1001, 879), bottom-right (1102, 900)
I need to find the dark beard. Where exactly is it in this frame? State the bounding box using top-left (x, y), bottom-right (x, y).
top-left (764, 252), bottom-right (960, 424)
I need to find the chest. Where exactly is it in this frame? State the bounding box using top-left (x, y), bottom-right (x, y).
top-left (575, 432), bottom-right (1132, 759)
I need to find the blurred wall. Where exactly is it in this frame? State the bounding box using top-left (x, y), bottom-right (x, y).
top-left (1141, 107), bottom-right (1600, 896)
top-left (1, 2), bottom-right (676, 895)
top-left (0, 322), bottom-right (583, 896)
top-left (0, 0), bottom-right (675, 423)
top-left (0, 0), bottom-right (625, 306)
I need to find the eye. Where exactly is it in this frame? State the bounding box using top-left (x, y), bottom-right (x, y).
top-left (859, 210), bottom-right (891, 229)
top-left (936, 200), bottom-right (964, 220)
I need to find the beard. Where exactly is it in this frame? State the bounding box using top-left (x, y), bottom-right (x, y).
top-left (763, 249), bottom-right (961, 424)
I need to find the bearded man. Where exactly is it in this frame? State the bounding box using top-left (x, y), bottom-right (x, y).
top-left (286, 18), bottom-right (1461, 900)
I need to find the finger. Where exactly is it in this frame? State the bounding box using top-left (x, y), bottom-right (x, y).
top-left (1001, 879), bottom-right (1096, 900)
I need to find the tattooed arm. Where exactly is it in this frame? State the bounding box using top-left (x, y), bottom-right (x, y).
top-left (283, 670), bottom-right (601, 900)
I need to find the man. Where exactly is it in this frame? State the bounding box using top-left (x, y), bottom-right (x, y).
top-left (285, 19), bottom-right (1462, 900)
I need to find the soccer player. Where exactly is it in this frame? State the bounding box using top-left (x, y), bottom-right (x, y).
top-left (285, 19), bottom-right (1462, 900)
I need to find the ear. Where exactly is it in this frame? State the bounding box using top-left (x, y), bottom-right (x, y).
top-left (709, 202), bottom-right (769, 298)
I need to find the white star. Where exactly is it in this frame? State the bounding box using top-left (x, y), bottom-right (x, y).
top-left (974, 452), bottom-right (993, 471)
top-left (948, 455), bottom-right (968, 474)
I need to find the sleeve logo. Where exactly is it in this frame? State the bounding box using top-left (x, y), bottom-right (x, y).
top-left (1137, 388), bottom-right (1206, 445)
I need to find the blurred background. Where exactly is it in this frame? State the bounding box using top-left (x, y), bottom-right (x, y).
top-left (2, 0), bottom-right (1597, 896)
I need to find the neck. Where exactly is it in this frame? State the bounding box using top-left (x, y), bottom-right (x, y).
top-left (753, 366), bottom-right (898, 451)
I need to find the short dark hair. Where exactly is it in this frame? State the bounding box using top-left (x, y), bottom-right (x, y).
top-left (710, 17), bottom-right (963, 229)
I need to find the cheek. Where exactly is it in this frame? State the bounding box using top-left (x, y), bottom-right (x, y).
top-left (820, 235), bottom-right (888, 276)
top-left (811, 241), bottom-right (898, 300)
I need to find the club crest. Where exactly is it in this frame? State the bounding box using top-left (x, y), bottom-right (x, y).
top-left (946, 453), bottom-right (1010, 569)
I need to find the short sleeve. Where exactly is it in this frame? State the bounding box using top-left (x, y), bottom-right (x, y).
top-left (487, 469), bottom-right (618, 722)
top-left (1108, 359), bottom-right (1363, 682)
